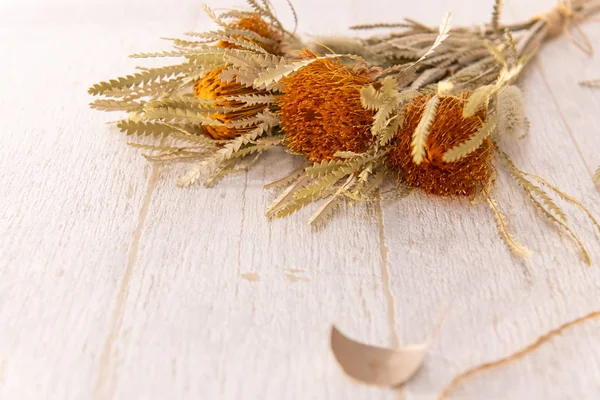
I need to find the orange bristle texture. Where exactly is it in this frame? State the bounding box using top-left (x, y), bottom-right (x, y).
top-left (388, 94), bottom-right (494, 197)
top-left (280, 59), bottom-right (375, 162)
top-left (194, 67), bottom-right (268, 140)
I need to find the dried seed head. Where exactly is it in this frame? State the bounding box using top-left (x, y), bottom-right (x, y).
top-left (280, 58), bottom-right (375, 162)
top-left (194, 67), bottom-right (268, 140)
top-left (388, 94), bottom-right (494, 196)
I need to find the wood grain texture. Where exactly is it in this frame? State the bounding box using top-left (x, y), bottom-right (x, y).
top-left (1, 0), bottom-right (599, 399)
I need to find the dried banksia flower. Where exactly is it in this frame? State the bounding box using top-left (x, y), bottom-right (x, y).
top-left (388, 94), bottom-right (494, 197)
top-left (281, 58), bottom-right (375, 162)
top-left (88, 2), bottom-right (294, 187)
top-left (194, 67), bottom-right (270, 140)
top-left (217, 16), bottom-right (282, 54)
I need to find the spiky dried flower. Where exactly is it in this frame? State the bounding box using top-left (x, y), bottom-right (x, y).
top-left (388, 94), bottom-right (494, 196)
top-left (194, 67), bottom-right (270, 140)
top-left (280, 58), bottom-right (375, 162)
top-left (218, 16), bottom-right (282, 54)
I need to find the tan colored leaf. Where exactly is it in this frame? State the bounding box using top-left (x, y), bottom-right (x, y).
top-left (463, 85), bottom-right (494, 118)
top-left (412, 95), bottom-right (439, 165)
top-left (330, 326), bottom-right (428, 387)
top-left (443, 114), bottom-right (498, 162)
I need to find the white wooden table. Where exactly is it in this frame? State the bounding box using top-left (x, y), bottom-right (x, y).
top-left (2, 0), bottom-right (600, 399)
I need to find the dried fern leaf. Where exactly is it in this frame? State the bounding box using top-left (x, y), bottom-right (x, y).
top-left (164, 37), bottom-right (211, 48)
top-left (129, 50), bottom-right (190, 59)
top-left (88, 64), bottom-right (192, 95)
top-left (295, 156), bottom-right (374, 202)
top-left (463, 85), bottom-right (494, 117)
top-left (413, 12), bottom-right (453, 66)
top-left (178, 164), bottom-right (208, 188)
top-left (143, 150), bottom-right (208, 163)
top-left (225, 110), bottom-right (279, 129)
top-left (486, 192), bottom-right (532, 258)
top-left (361, 83), bottom-right (387, 111)
top-left (594, 167), bottom-right (600, 185)
top-left (224, 93), bottom-right (278, 105)
top-left (525, 173), bottom-right (600, 236)
top-left (223, 49), bottom-right (277, 70)
top-left (220, 67), bottom-right (259, 88)
top-left (526, 188), bottom-right (591, 265)
top-left (186, 31), bottom-right (269, 53)
top-left (219, 9), bottom-right (257, 20)
top-left (309, 175), bottom-right (357, 226)
top-left (496, 149), bottom-right (568, 224)
top-left (443, 114), bottom-right (498, 162)
top-left (117, 120), bottom-right (201, 138)
top-left (102, 79), bottom-right (184, 99)
top-left (144, 96), bottom-right (217, 110)
top-left (144, 107), bottom-right (226, 126)
top-left (305, 159), bottom-right (349, 179)
top-left (266, 175), bottom-right (310, 217)
top-left (411, 95), bottom-right (439, 165)
top-left (90, 99), bottom-right (146, 112)
top-left (184, 28), bottom-right (275, 46)
top-left (202, 3), bottom-right (227, 28)
top-left (253, 57), bottom-right (326, 88)
top-left (379, 114), bottom-right (403, 147)
top-left (264, 167), bottom-right (306, 190)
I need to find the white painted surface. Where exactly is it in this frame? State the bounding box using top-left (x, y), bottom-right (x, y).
top-left (1, 0), bottom-right (599, 399)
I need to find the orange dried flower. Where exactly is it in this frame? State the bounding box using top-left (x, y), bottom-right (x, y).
top-left (388, 94), bottom-right (494, 197)
top-left (194, 67), bottom-right (268, 140)
top-left (280, 58), bottom-right (375, 162)
top-left (218, 16), bottom-right (281, 54)
top-left (193, 16), bottom-right (280, 140)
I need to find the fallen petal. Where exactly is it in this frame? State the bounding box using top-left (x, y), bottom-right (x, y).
top-left (330, 326), bottom-right (429, 387)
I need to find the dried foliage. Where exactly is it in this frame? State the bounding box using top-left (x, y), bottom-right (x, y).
top-left (89, 0), bottom-right (600, 262)
top-left (89, 5), bottom-right (298, 187)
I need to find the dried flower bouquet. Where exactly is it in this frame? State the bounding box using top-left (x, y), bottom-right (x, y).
top-left (89, 0), bottom-right (600, 263)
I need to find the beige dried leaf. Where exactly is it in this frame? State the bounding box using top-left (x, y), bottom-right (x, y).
top-left (415, 12), bottom-right (453, 66)
top-left (443, 114), bottom-right (498, 162)
top-left (486, 193), bottom-right (532, 258)
top-left (412, 95), bottom-right (440, 165)
top-left (330, 326), bottom-right (428, 387)
top-left (463, 85), bottom-right (494, 118)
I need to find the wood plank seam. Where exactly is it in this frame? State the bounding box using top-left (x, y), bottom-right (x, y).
top-left (93, 164), bottom-right (161, 400)
top-left (533, 60), bottom-right (594, 176)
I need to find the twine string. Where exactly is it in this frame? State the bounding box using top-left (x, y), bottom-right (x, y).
top-left (536, 1), bottom-right (594, 56)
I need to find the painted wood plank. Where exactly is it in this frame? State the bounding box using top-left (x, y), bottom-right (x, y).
top-left (375, 0), bottom-right (600, 398)
top-left (86, 2), bottom-right (396, 400)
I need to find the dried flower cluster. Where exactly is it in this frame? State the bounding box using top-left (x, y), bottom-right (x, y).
top-left (281, 57), bottom-right (375, 162)
top-left (89, 0), bottom-right (600, 263)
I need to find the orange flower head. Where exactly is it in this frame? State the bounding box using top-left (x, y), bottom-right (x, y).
top-left (280, 58), bottom-right (375, 162)
top-left (388, 94), bottom-right (494, 197)
top-left (194, 67), bottom-right (268, 140)
top-left (218, 16), bottom-right (281, 54)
